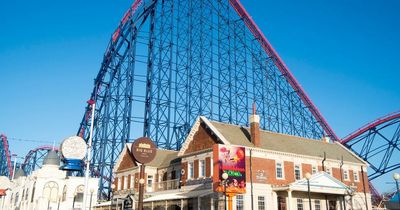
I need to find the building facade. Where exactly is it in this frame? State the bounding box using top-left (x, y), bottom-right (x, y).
top-left (113, 113), bottom-right (372, 210)
top-left (1, 150), bottom-right (99, 210)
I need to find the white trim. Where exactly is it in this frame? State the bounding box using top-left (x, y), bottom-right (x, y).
top-left (275, 161), bottom-right (284, 180)
top-left (178, 116), bottom-right (230, 156)
top-left (200, 116), bottom-right (231, 145)
top-left (113, 145), bottom-right (131, 173)
top-left (294, 164), bottom-right (302, 181)
top-left (335, 141), bottom-right (369, 165)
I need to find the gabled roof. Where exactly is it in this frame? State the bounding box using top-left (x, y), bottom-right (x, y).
top-left (209, 120), bottom-right (365, 164)
top-left (114, 144), bottom-right (179, 172)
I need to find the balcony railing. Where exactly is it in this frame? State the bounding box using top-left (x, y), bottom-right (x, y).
top-left (147, 179), bottom-right (180, 192)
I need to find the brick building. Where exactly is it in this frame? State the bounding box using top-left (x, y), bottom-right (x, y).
top-left (113, 112), bottom-right (371, 210)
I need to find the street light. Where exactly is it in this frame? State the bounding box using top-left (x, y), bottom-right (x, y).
top-left (89, 188), bottom-right (94, 210)
top-left (305, 172), bottom-right (312, 210)
top-left (222, 172), bottom-right (228, 210)
top-left (393, 173), bottom-right (400, 207)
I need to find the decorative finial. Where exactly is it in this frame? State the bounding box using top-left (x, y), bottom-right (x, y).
top-left (252, 102), bottom-right (256, 115)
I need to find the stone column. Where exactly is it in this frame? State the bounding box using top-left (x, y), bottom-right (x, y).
top-left (287, 190), bottom-right (292, 210)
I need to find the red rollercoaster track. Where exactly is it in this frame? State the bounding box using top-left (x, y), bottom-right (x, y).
top-left (228, 0), bottom-right (339, 141)
top-left (341, 110), bottom-right (400, 144)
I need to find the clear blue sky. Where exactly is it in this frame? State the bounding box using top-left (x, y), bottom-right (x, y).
top-left (1, 0), bottom-right (399, 192)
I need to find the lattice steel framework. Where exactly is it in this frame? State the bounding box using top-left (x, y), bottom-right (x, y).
top-left (77, 0), bottom-right (338, 198)
top-left (21, 146), bottom-right (59, 175)
top-left (0, 134), bottom-right (12, 178)
top-left (341, 111), bottom-right (400, 180)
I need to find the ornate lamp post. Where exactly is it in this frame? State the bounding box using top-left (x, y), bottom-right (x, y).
top-left (305, 172), bottom-right (312, 210)
top-left (222, 172), bottom-right (228, 210)
top-left (394, 173), bottom-right (400, 207)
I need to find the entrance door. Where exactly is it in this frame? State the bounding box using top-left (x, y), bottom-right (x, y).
top-left (328, 200), bottom-right (336, 210)
top-left (277, 196), bottom-right (286, 210)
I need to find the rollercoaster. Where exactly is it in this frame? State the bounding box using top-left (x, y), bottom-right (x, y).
top-left (1, 0), bottom-right (399, 201)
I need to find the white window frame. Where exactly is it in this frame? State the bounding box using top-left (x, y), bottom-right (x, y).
top-left (210, 157), bottom-right (213, 176)
top-left (312, 165), bottom-right (317, 174)
top-left (326, 167), bottom-right (332, 176)
top-left (118, 177), bottom-right (122, 190)
top-left (297, 198), bottom-right (303, 210)
top-left (353, 171), bottom-right (359, 182)
top-left (199, 159), bottom-right (206, 178)
top-left (188, 162), bottom-right (194, 179)
top-left (258, 196), bottom-right (265, 210)
top-left (236, 194), bottom-right (244, 210)
top-left (294, 164), bottom-right (302, 180)
top-left (314, 199), bottom-right (321, 210)
top-left (130, 174), bottom-right (135, 189)
top-left (124, 175), bottom-right (128, 190)
top-left (276, 161), bottom-right (284, 179)
top-left (343, 170), bottom-right (349, 181)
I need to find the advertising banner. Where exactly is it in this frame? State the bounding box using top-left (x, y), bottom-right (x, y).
top-left (213, 144), bottom-right (246, 194)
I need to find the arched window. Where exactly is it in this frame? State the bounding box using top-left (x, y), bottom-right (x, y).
top-left (74, 185), bottom-right (84, 203)
top-left (31, 182), bottom-right (36, 202)
top-left (43, 181), bottom-right (59, 202)
top-left (62, 185), bottom-right (67, 201)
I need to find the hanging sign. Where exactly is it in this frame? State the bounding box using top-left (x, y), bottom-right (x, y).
top-left (213, 144), bottom-right (246, 194)
top-left (131, 137), bottom-right (157, 164)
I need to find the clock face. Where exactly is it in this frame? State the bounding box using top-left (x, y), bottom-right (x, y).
top-left (61, 136), bottom-right (87, 160)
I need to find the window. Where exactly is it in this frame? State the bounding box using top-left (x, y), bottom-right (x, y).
top-left (326, 168), bottom-right (331, 175)
top-left (147, 175), bottom-right (153, 186)
top-left (236, 195), bottom-right (244, 210)
top-left (353, 171), bottom-right (359, 182)
top-left (43, 181), bottom-right (59, 202)
top-left (130, 175), bottom-right (135, 188)
top-left (31, 182), bottom-right (36, 202)
top-left (276, 162), bottom-right (283, 179)
top-left (312, 165), bottom-right (317, 174)
top-left (210, 158), bottom-right (213, 176)
top-left (258, 196), bottom-right (265, 210)
top-left (124, 175), bottom-right (128, 190)
top-left (188, 162), bottom-right (194, 179)
top-left (74, 185), bottom-right (84, 203)
top-left (62, 185), bottom-right (67, 201)
top-left (118, 177), bottom-right (122, 190)
top-left (199, 160), bottom-right (206, 177)
top-left (297, 199), bottom-right (303, 210)
top-left (295, 164), bottom-right (301, 180)
top-left (314, 199), bottom-right (321, 210)
top-left (343, 170), bottom-right (349, 180)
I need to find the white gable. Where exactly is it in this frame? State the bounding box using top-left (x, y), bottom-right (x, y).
top-left (289, 172), bottom-right (350, 195)
top-left (177, 116), bottom-right (230, 156)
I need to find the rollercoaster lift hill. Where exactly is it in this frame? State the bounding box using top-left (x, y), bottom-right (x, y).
top-left (76, 0), bottom-right (341, 199)
top-left (0, 0), bottom-right (393, 202)
top-left (73, 0), bottom-right (400, 199)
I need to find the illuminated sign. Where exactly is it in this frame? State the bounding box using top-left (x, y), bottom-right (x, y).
top-left (213, 144), bottom-right (246, 194)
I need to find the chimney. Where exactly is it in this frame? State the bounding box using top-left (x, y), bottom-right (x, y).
top-left (249, 103), bottom-right (261, 147)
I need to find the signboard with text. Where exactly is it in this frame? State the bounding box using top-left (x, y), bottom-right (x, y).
top-left (131, 137), bottom-right (157, 164)
top-left (213, 144), bottom-right (246, 194)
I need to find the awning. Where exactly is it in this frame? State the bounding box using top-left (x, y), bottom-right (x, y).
top-left (143, 189), bottom-right (212, 202)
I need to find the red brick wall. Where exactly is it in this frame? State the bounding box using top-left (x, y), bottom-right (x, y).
top-left (205, 157), bottom-right (211, 177)
top-left (116, 151), bottom-right (136, 172)
top-left (181, 162), bottom-right (188, 185)
top-left (184, 123), bottom-right (217, 155)
top-left (302, 163), bottom-right (312, 176)
top-left (194, 160), bottom-right (199, 179)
